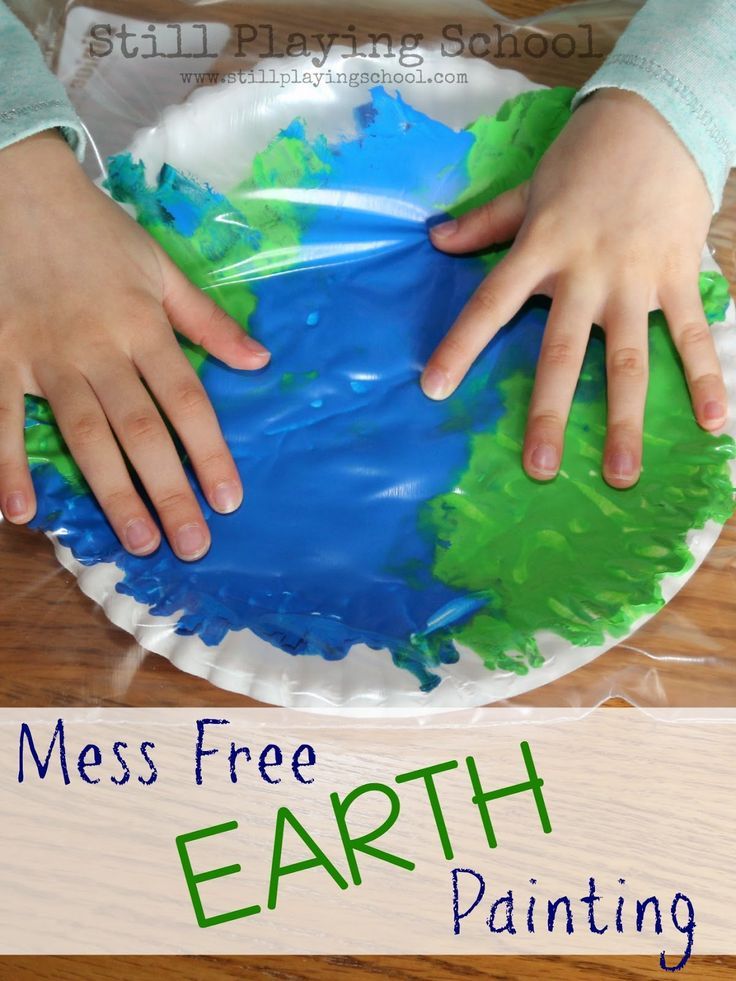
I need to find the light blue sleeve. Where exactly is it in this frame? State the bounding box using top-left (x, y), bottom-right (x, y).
top-left (0, 1), bottom-right (85, 158)
top-left (572, 0), bottom-right (736, 211)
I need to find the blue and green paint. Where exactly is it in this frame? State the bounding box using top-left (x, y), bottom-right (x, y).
top-left (25, 87), bottom-right (736, 691)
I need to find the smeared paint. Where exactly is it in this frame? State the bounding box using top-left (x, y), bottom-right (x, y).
top-left (424, 317), bottom-right (736, 676)
top-left (413, 593), bottom-right (489, 639)
top-left (447, 86), bottom-right (576, 273)
top-left (24, 87), bottom-right (736, 692)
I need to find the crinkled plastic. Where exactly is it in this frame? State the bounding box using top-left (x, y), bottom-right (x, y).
top-left (2, 0), bottom-right (735, 708)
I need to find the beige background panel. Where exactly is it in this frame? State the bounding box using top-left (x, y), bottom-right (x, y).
top-left (0, 708), bottom-right (733, 960)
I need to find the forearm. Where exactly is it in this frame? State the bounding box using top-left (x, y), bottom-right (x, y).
top-left (573, 0), bottom-right (736, 210)
top-left (0, 1), bottom-right (85, 158)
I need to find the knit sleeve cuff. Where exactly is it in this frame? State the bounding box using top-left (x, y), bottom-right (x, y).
top-left (573, 57), bottom-right (730, 211)
top-left (0, 100), bottom-right (86, 160)
top-left (0, 5), bottom-right (86, 161)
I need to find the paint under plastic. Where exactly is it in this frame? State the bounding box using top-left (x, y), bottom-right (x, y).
top-left (25, 87), bottom-right (736, 691)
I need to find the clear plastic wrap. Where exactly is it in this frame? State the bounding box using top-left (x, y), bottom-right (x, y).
top-left (2, 0), bottom-right (735, 709)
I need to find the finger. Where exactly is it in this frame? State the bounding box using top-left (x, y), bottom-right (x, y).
top-left (87, 360), bottom-right (211, 562)
top-left (602, 294), bottom-right (650, 489)
top-left (421, 249), bottom-right (541, 400)
top-left (523, 280), bottom-right (595, 481)
top-left (429, 182), bottom-right (529, 254)
top-left (661, 282), bottom-right (728, 431)
top-left (160, 253), bottom-right (271, 370)
top-left (36, 367), bottom-right (160, 555)
top-left (0, 366), bottom-right (36, 523)
top-left (136, 334), bottom-right (243, 515)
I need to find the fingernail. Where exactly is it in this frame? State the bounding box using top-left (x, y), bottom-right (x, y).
top-left (422, 366), bottom-right (451, 401)
top-left (124, 518), bottom-right (157, 554)
top-left (213, 480), bottom-right (242, 514)
top-left (5, 492), bottom-right (28, 520)
top-left (242, 335), bottom-right (270, 361)
top-left (530, 444), bottom-right (559, 476)
top-left (430, 218), bottom-right (458, 240)
top-left (703, 400), bottom-right (726, 423)
top-left (175, 522), bottom-right (209, 560)
top-left (607, 450), bottom-right (636, 480)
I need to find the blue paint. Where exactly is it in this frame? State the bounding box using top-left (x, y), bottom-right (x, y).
top-left (29, 89), bottom-right (548, 690)
top-left (106, 155), bottom-right (261, 263)
top-left (419, 594), bottom-right (490, 637)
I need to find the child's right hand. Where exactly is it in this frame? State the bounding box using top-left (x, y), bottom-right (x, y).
top-left (0, 130), bottom-right (270, 561)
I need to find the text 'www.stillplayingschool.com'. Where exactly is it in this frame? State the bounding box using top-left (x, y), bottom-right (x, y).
top-left (16, 716), bottom-right (697, 971)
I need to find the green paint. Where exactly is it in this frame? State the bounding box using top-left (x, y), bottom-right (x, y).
top-left (24, 86), bottom-right (736, 684)
top-left (24, 396), bottom-right (86, 492)
top-left (424, 317), bottom-right (736, 675)
top-left (280, 369), bottom-right (320, 392)
top-left (26, 120), bottom-right (330, 471)
top-left (419, 87), bottom-right (736, 675)
top-left (105, 121), bottom-right (329, 374)
top-left (699, 269), bottom-right (732, 322)
top-left (443, 87), bottom-right (576, 271)
top-left (457, 87), bottom-right (575, 213)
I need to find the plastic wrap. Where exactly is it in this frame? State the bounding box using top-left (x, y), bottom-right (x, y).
top-left (2, 0), bottom-right (735, 708)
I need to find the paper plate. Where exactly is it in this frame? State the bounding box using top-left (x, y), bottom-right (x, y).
top-left (32, 57), bottom-right (736, 708)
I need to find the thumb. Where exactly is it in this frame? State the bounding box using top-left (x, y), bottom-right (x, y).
top-left (160, 254), bottom-right (271, 370)
top-left (430, 181), bottom-right (529, 254)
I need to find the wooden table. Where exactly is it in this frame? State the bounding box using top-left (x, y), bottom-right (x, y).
top-left (2, 0), bottom-right (734, 976)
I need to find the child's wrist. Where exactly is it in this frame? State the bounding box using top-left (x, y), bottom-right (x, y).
top-left (0, 128), bottom-right (87, 195)
top-left (1, 129), bottom-right (80, 170)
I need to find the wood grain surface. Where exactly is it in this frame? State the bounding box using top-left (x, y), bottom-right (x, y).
top-left (4, 956), bottom-right (736, 980)
top-left (2, 0), bottom-right (734, 977)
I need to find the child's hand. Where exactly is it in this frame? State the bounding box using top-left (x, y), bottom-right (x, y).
top-left (0, 131), bottom-right (270, 560)
top-left (424, 89), bottom-right (725, 489)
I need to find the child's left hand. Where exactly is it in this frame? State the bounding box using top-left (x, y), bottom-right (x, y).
top-left (423, 89), bottom-right (725, 489)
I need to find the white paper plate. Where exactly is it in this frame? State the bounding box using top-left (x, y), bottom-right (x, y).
top-left (49, 58), bottom-right (736, 708)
